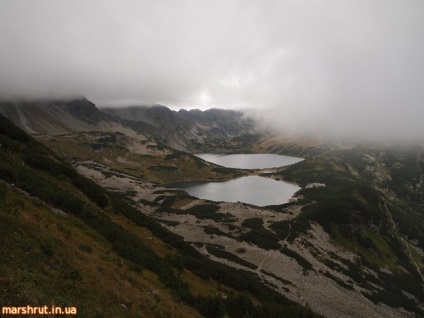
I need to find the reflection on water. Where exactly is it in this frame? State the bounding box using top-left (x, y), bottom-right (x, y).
top-left (170, 153), bottom-right (303, 206)
top-left (171, 175), bottom-right (300, 207)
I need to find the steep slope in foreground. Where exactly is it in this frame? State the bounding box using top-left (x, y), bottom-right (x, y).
top-left (0, 115), bottom-right (320, 317)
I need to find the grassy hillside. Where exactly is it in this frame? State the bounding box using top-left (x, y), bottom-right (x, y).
top-left (0, 182), bottom-right (202, 318)
top-left (0, 114), bottom-right (320, 317)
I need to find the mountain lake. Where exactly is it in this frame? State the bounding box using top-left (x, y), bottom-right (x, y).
top-left (170, 154), bottom-right (303, 206)
top-left (195, 153), bottom-right (303, 169)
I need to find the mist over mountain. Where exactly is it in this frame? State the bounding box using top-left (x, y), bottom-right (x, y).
top-left (1, 2), bottom-right (424, 316)
top-left (1, 1), bottom-right (424, 141)
top-left (0, 98), bottom-right (261, 153)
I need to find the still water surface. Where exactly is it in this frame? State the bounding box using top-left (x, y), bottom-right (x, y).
top-left (172, 175), bottom-right (300, 206)
top-left (171, 153), bottom-right (303, 206)
top-left (195, 153), bottom-right (303, 169)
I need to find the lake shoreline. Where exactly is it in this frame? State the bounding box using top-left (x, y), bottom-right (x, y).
top-left (169, 153), bottom-right (303, 206)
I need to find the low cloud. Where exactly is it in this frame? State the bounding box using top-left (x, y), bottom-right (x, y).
top-left (0, 0), bottom-right (423, 141)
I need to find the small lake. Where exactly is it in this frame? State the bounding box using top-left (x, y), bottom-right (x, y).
top-left (170, 153), bottom-right (303, 207)
top-left (171, 175), bottom-right (301, 207)
top-left (195, 153), bottom-right (303, 169)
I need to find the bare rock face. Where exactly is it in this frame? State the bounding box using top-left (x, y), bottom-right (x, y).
top-left (0, 97), bottom-right (107, 134)
top-left (58, 97), bottom-right (104, 124)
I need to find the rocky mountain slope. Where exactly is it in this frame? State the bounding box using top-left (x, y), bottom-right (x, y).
top-left (102, 105), bottom-right (259, 152)
top-left (74, 145), bottom-right (423, 317)
top-left (0, 97), bottom-right (109, 134)
top-left (0, 98), bottom-right (262, 153)
top-left (1, 97), bottom-right (423, 317)
top-left (273, 145), bottom-right (424, 315)
top-left (0, 114), bottom-right (319, 317)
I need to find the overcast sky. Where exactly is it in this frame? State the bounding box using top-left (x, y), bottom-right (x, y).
top-left (1, 0), bottom-right (423, 140)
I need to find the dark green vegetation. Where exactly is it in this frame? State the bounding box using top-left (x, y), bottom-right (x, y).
top-left (157, 198), bottom-right (234, 222)
top-left (205, 245), bottom-right (257, 269)
top-left (277, 146), bottom-right (424, 314)
top-left (203, 226), bottom-right (234, 239)
top-left (0, 114), bottom-right (320, 317)
top-left (239, 218), bottom-right (281, 250)
top-left (280, 246), bottom-right (313, 272)
top-left (241, 217), bottom-right (264, 229)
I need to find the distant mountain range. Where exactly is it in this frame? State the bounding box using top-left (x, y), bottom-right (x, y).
top-left (103, 105), bottom-right (258, 151)
top-left (0, 97), bottom-right (260, 152)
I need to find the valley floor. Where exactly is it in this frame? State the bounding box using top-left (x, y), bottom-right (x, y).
top-left (75, 160), bottom-right (414, 318)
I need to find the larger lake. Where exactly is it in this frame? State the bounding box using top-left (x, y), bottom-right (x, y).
top-left (170, 153), bottom-right (303, 207)
top-left (172, 175), bottom-right (300, 206)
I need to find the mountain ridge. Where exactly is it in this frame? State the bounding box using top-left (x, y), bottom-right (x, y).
top-left (0, 97), bottom-right (261, 153)
top-left (102, 104), bottom-right (259, 152)
top-left (0, 97), bottom-right (108, 135)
